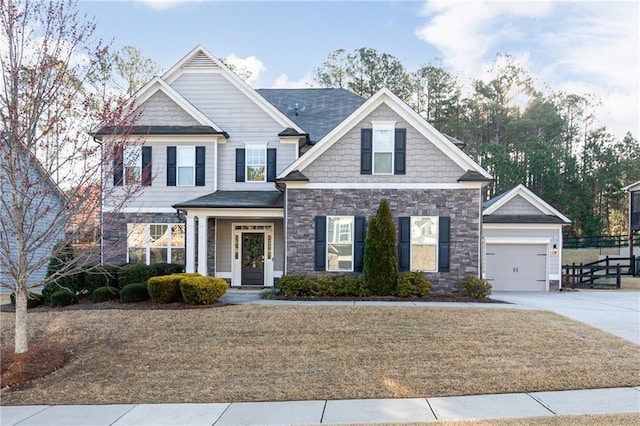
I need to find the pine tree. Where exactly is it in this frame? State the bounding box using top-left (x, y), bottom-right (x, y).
top-left (364, 199), bottom-right (398, 295)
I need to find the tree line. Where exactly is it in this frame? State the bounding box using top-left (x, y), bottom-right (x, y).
top-left (313, 48), bottom-right (640, 238)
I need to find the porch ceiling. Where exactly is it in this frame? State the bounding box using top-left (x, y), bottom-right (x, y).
top-left (173, 190), bottom-right (284, 209)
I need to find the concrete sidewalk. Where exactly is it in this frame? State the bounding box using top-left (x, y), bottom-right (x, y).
top-left (2, 387), bottom-right (639, 425)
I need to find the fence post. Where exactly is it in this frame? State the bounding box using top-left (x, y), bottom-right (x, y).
top-left (616, 265), bottom-right (621, 288)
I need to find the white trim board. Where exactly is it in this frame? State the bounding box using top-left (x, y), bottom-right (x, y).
top-left (484, 184), bottom-right (571, 223)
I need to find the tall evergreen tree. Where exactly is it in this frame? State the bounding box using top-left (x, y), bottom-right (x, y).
top-left (364, 199), bottom-right (397, 295)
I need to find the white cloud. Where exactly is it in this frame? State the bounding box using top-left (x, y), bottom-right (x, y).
top-left (271, 73), bottom-right (315, 89)
top-left (223, 53), bottom-right (266, 84)
top-left (136, 0), bottom-right (202, 12)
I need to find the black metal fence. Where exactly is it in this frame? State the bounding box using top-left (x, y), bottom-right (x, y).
top-left (563, 234), bottom-right (640, 249)
top-left (562, 255), bottom-right (637, 288)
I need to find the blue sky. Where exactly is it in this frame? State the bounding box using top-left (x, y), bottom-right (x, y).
top-left (78, 0), bottom-right (639, 140)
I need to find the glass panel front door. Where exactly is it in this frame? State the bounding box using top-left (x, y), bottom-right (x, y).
top-left (241, 233), bottom-right (264, 285)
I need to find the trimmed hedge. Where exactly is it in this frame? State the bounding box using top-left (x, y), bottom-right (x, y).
top-left (396, 271), bottom-right (432, 297)
top-left (84, 265), bottom-right (121, 291)
top-left (147, 273), bottom-right (199, 303)
top-left (50, 290), bottom-right (78, 307)
top-left (278, 275), bottom-right (316, 297)
top-left (460, 275), bottom-right (492, 299)
top-left (120, 283), bottom-right (150, 303)
top-left (92, 286), bottom-right (120, 303)
top-left (151, 263), bottom-right (184, 276)
top-left (10, 292), bottom-right (44, 309)
top-left (328, 274), bottom-right (369, 297)
top-left (179, 276), bottom-right (227, 304)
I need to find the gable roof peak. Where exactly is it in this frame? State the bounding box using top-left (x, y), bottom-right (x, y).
top-left (483, 184), bottom-right (571, 223)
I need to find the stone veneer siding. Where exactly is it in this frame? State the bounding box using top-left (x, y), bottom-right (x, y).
top-left (286, 188), bottom-right (481, 292)
top-left (102, 212), bottom-right (185, 265)
top-left (206, 218), bottom-right (216, 275)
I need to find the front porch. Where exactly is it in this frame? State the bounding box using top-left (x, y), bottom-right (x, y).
top-left (174, 191), bottom-right (285, 287)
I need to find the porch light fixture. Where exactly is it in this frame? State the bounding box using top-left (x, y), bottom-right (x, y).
top-left (552, 244), bottom-right (558, 254)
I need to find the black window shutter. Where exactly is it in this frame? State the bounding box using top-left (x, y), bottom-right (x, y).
top-left (113, 144), bottom-right (124, 187)
top-left (394, 128), bottom-right (406, 175)
top-left (141, 146), bottom-right (152, 186)
top-left (195, 146), bottom-right (205, 186)
top-left (438, 216), bottom-right (451, 272)
top-left (354, 216), bottom-right (366, 272)
top-left (236, 148), bottom-right (245, 182)
top-left (166, 147), bottom-right (176, 186)
top-left (361, 128), bottom-right (372, 175)
top-left (398, 217), bottom-right (411, 271)
top-left (267, 148), bottom-right (277, 182)
top-left (314, 216), bottom-right (327, 271)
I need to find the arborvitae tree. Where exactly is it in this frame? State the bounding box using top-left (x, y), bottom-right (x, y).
top-left (364, 199), bottom-right (397, 295)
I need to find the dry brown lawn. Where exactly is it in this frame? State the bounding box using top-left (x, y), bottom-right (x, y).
top-left (1, 305), bottom-right (639, 405)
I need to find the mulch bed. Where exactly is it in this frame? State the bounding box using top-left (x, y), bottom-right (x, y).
top-left (279, 294), bottom-right (506, 303)
top-left (1, 343), bottom-right (69, 389)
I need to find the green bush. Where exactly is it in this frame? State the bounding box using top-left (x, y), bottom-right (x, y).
top-left (179, 276), bottom-right (227, 304)
top-left (364, 199), bottom-right (397, 295)
top-left (460, 275), bottom-right (492, 299)
top-left (147, 273), bottom-right (194, 303)
top-left (84, 265), bottom-right (121, 291)
top-left (328, 274), bottom-right (369, 297)
top-left (10, 292), bottom-right (44, 309)
top-left (92, 286), bottom-right (120, 303)
top-left (151, 263), bottom-right (184, 276)
top-left (119, 264), bottom-right (156, 287)
top-left (120, 283), bottom-right (150, 303)
top-left (277, 275), bottom-right (320, 297)
top-left (50, 290), bottom-right (78, 307)
top-left (45, 242), bottom-right (78, 296)
top-left (311, 276), bottom-right (333, 295)
top-left (396, 271), bottom-right (432, 297)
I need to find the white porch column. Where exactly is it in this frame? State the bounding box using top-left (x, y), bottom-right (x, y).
top-left (197, 215), bottom-right (208, 276)
top-left (185, 215), bottom-right (196, 273)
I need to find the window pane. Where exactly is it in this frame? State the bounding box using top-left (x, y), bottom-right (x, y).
top-left (247, 148), bottom-right (265, 165)
top-left (178, 167), bottom-right (194, 186)
top-left (246, 165), bottom-right (265, 182)
top-left (171, 248), bottom-right (185, 265)
top-left (374, 153), bottom-right (392, 174)
top-left (127, 224), bottom-right (147, 247)
top-left (411, 217), bottom-right (438, 245)
top-left (177, 146), bottom-right (194, 166)
top-left (150, 225), bottom-right (168, 245)
top-left (328, 244), bottom-right (352, 271)
top-left (128, 248), bottom-right (146, 264)
top-left (412, 245), bottom-right (436, 271)
top-left (171, 225), bottom-right (185, 247)
top-left (150, 248), bottom-right (168, 264)
top-left (328, 217), bottom-right (352, 243)
top-left (374, 129), bottom-right (394, 151)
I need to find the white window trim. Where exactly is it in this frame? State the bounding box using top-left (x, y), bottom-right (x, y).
top-left (177, 146), bottom-right (196, 187)
top-left (245, 144), bottom-right (267, 183)
top-left (127, 223), bottom-right (185, 265)
top-left (326, 215), bottom-right (354, 272)
top-left (372, 121), bottom-right (396, 175)
top-left (123, 145), bottom-right (142, 186)
top-left (410, 216), bottom-right (439, 272)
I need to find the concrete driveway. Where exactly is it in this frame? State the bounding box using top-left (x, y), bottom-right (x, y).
top-left (492, 291), bottom-right (640, 345)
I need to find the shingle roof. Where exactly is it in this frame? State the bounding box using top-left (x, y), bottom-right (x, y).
top-left (173, 191), bottom-right (284, 209)
top-left (93, 125), bottom-right (228, 139)
top-left (256, 88), bottom-right (366, 144)
top-left (277, 170), bottom-right (309, 182)
top-left (458, 170), bottom-right (494, 182)
top-left (483, 215), bottom-right (568, 224)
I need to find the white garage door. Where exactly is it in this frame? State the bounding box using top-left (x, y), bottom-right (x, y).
top-left (486, 244), bottom-right (547, 291)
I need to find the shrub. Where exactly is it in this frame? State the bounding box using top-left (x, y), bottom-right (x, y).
top-left (151, 263), bottom-right (184, 276)
top-left (396, 272), bottom-right (432, 297)
top-left (84, 265), bottom-right (121, 291)
top-left (364, 199), bottom-right (397, 295)
top-left (120, 283), bottom-right (150, 303)
top-left (10, 292), bottom-right (44, 309)
top-left (328, 274), bottom-right (369, 297)
top-left (278, 275), bottom-right (318, 297)
top-left (179, 276), bottom-right (227, 304)
top-left (50, 290), bottom-right (78, 307)
top-left (311, 276), bottom-right (333, 296)
top-left (460, 275), bottom-right (492, 299)
top-left (92, 286), bottom-right (120, 303)
top-left (147, 273), bottom-right (194, 303)
top-left (119, 264), bottom-right (156, 287)
top-left (45, 242), bottom-right (78, 296)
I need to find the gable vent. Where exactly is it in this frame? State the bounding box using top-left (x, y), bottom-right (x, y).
top-left (185, 52), bottom-right (219, 69)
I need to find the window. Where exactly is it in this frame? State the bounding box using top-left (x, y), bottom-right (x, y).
top-left (177, 146), bottom-right (195, 186)
top-left (127, 223), bottom-right (185, 265)
top-left (246, 146), bottom-right (266, 182)
top-left (410, 216), bottom-right (438, 272)
top-left (373, 122), bottom-right (395, 174)
top-left (327, 216), bottom-right (354, 271)
top-left (123, 146), bottom-right (142, 185)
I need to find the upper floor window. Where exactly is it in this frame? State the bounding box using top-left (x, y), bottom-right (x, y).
top-left (246, 146), bottom-right (266, 182)
top-left (373, 122), bottom-right (395, 175)
top-left (123, 146), bottom-right (142, 185)
top-left (177, 146), bottom-right (195, 186)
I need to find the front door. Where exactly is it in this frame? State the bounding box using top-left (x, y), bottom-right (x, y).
top-left (241, 233), bottom-right (264, 285)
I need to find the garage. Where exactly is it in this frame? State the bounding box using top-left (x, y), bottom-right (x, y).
top-left (485, 243), bottom-right (547, 291)
top-left (482, 185), bottom-right (572, 292)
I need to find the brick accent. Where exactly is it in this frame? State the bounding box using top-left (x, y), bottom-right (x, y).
top-left (285, 188), bottom-right (481, 292)
top-left (102, 212), bottom-right (185, 265)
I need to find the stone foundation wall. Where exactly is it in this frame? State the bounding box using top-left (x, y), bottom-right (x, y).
top-left (285, 188), bottom-right (481, 293)
top-left (549, 279), bottom-right (560, 292)
top-left (102, 212), bottom-right (185, 265)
